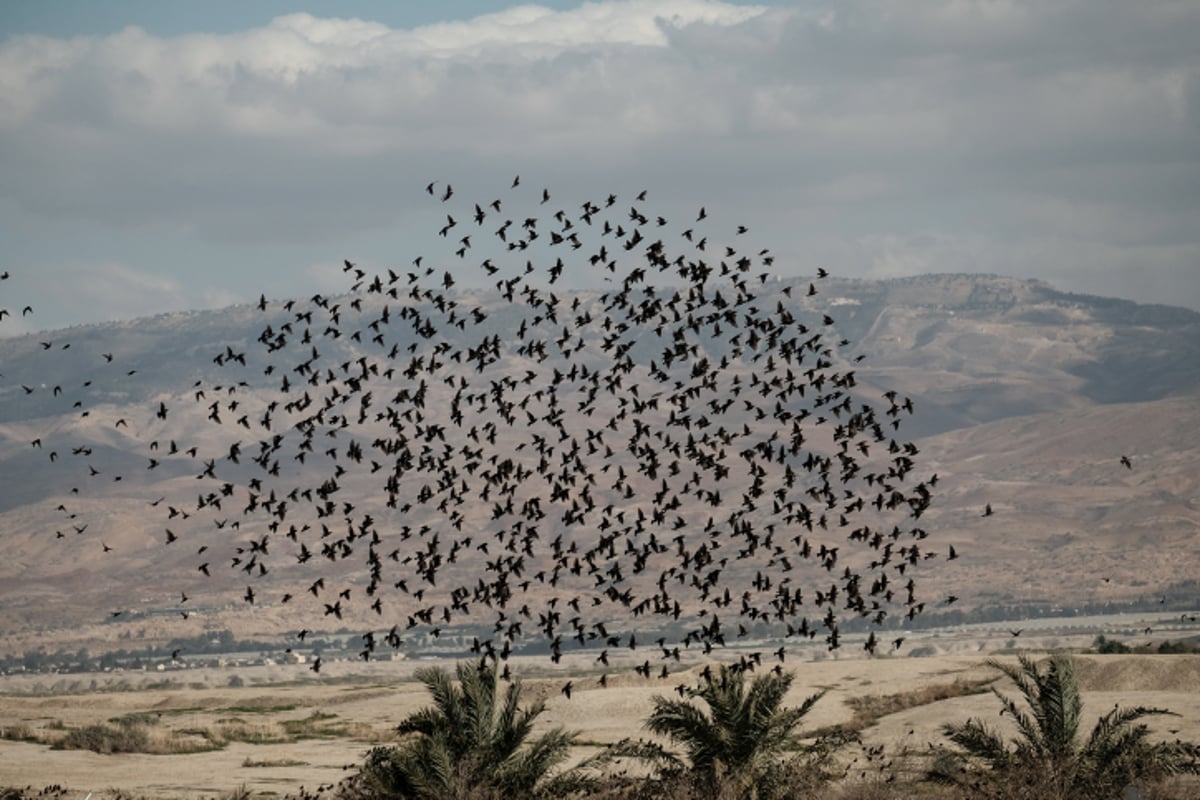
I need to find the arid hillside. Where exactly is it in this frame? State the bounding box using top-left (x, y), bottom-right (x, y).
top-left (0, 274), bottom-right (1196, 657)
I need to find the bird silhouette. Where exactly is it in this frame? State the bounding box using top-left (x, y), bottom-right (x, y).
top-left (11, 180), bottom-right (945, 675)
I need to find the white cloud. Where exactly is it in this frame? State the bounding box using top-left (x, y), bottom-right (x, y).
top-left (0, 0), bottom-right (1196, 317)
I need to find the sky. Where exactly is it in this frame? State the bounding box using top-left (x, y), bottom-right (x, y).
top-left (1, 0), bottom-right (1198, 333)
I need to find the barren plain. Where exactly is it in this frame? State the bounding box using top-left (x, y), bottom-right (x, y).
top-left (3, 643), bottom-right (1200, 797)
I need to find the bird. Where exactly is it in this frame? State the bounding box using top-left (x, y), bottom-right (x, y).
top-left (1120, 455), bottom-right (1132, 469)
top-left (35, 176), bottom-right (944, 677)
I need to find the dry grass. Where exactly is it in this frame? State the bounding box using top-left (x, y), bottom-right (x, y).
top-left (241, 756), bottom-right (308, 768)
top-left (810, 676), bottom-right (996, 739)
top-left (14, 706), bottom-right (387, 756)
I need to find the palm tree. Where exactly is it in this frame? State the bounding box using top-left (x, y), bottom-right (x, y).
top-left (639, 664), bottom-right (827, 798)
top-left (941, 654), bottom-right (1200, 798)
top-left (359, 660), bottom-right (579, 800)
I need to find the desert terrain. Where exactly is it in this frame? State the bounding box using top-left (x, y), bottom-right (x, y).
top-left (2, 615), bottom-right (1199, 797)
top-left (2, 274), bottom-right (1198, 796)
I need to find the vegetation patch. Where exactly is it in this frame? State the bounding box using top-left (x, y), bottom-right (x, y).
top-left (281, 711), bottom-right (354, 739)
top-left (358, 661), bottom-right (585, 799)
top-left (1094, 635), bottom-right (1200, 655)
top-left (241, 757), bottom-right (309, 768)
top-left (55, 722), bottom-right (149, 754)
top-left (108, 711), bottom-right (160, 727)
top-left (937, 655), bottom-right (1200, 798)
top-left (0, 724), bottom-right (38, 743)
top-left (224, 702), bottom-right (298, 714)
top-left (213, 721), bottom-right (290, 745)
top-left (53, 718), bottom-right (223, 755)
top-left (847, 678), bottom-right (996, 726)
top-left (810, 677), bottom-right (996, 739)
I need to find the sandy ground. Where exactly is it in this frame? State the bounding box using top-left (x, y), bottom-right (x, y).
top-left (1, 649), bottom-right (1198, 798)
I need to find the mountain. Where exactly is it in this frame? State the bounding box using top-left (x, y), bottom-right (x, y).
top-left (806, 273), bottom-right (1200, 436)
top-left (4, 273), bottom-right (1194, 433)
top-left (0, 273), bottom-right (1196, 651)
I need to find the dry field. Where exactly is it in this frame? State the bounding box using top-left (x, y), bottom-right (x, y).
top-left (2, 647), bottom-right (1198, 799)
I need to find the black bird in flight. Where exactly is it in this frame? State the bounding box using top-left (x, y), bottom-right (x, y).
top-left (38, 176), bottom-right (944, 675)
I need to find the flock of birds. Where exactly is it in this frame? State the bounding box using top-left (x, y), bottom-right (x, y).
top-left (1, 180), bottom-right (970, 684)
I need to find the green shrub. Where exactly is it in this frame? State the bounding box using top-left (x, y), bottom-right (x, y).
top-left (942, 655), bottom-right (1200, 799)
top-left (1093, 635), bottom-right (1131, 654)
top-left (358, 661), bottom-right (582, 800)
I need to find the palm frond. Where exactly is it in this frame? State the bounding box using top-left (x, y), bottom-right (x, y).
top-left (413, 666), bottom-right (464, 737)
top-left (412, 734), bottom-right (458, 798)
top-left (599, 737), bottom-right (686, 771)
top-left (942, 717), bottom-right (1011, 767)
top-left (495, 727), bottom-right (577, 793)
top-left (990, 687), bottom-right (1042, 756)
top-left (642, 663), bottom-right (832, 797)
top-left (1084, 704), bottom-right (1176, 756)
top-left (646, 694), bottom-right (723, 772)
top-left (396, 706), bottom-right (449, 737)
top-left (366, 661), bottom-right (581, 798)
top-left (1035, 656), bottom-right (1081, 757)
top-left (491, 682), bottom-right (538, 763)
top-left (455, 661), bottom-right (497, 753)
top-left (946, 654), bottom-right (1200, 797)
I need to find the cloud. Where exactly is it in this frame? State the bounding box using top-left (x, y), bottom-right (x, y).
top-left (0, 0), bottom-right (1197, 319)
